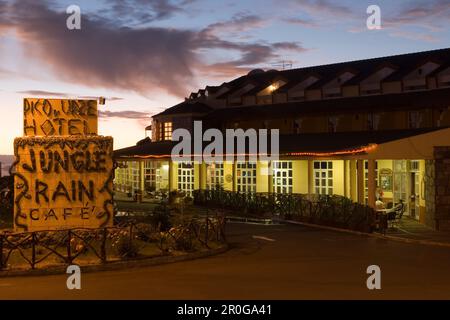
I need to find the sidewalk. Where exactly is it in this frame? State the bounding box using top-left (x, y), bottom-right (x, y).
top-left (385, 217), bottom-right (450, 244)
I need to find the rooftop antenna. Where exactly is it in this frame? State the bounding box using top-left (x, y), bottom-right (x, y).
top-left (270, 60), bottom-right (293, 70)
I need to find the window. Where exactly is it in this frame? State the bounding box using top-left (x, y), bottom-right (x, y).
top-left (367, 113), bottom-right (380, 131)
top-left (409, 111), bottom-right (423, 129)
top-left (236, 162), bottom-right (257, 193)
top-left (177, 162), bottom-right (195, 196)
top-left (272, 161), bottom-right (292, 193)
top-left (163, 122), bottom-right (172, 141)
top-left (328, 116), bottom-right (338, 133)
top-left (144, 160), bottom-right (157, 192)
top-left (313, 161), bottom-right (333, 195)
top-left (207, 163), bottom-right (224, 190)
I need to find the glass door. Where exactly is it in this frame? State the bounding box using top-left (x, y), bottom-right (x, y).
top-left (393, 160), bottom-right (408, 214)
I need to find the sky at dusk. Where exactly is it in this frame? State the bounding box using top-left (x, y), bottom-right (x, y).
top-left (0, 0), bottom-right (449, 154)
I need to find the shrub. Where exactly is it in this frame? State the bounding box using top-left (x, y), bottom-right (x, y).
top-left (113, 232), bottom-right (140, 258)
top-left (150, 205), bottom-right (172, 231)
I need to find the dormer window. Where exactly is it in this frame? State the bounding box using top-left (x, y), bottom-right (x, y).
top-left (323, 71), bottom-right (355, 98)
top-left (288, 76), bottom-right (319, 101)
top-left (404, 61), bottom-right (440, 91)
top-left (361, 66), bottom-right (395, 95)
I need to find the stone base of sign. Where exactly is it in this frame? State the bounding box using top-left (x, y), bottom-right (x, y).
top-left (13, 135), bottom-right (114, 231)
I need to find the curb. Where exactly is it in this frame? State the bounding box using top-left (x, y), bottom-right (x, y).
top-left (276, 219), bottom-right (450, 249)
top-left (0, 244), bottom-right (228, 278)
top-left (226, 216), bottom-right (274, 225)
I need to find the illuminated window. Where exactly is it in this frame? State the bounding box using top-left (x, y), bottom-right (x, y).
top-left (177, 162), bottom-right (194, 196)
top-left (236, 162), bottom-right (256, 193)
top-left (163, 122), bottom-right (172, 141)
top-left (272, 161), bottom-right (292, 193)
top-left (313, 161), bottom-right (333, 195)
top-left (206, 163), bottom-right (224, 190)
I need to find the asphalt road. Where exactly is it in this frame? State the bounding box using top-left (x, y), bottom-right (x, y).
top-left (1, 222), bottom-right (450, 299)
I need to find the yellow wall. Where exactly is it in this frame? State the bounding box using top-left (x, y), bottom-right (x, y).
top-left (256, 161), bottom-right (270, 193)
top-left (223, 162), bottom-right (234, 191)
top-left (332, 160), bottom-right (345, 196)
top-left (292, 160), bottom-right (309, 194)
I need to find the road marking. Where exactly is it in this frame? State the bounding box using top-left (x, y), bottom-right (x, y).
top-left (252, 235), bottom-right (276, 242)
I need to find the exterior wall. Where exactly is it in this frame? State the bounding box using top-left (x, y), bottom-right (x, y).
top-left (300, 116), bottom-right (327, 133)
top-left (256, 161), bottom-right (270, 193)
top-left (382, 81), bottom-right (402, 94)
top-left (434, 147), bottom-right (450, 231)
top-left (273, 93), bottom-right (287, 103)
top-left (332, 160), bottom-right (345, 196)
top-left (292, 160), bottom-right (309, 194)
top-left (425, 160), bottom-right (437, 229)
top-left (378, 111), bottom-right (407, 130)
top-left (305, 89), bottom-right (322, 100)
top-left (223, 162), bottom-right (234, 191)
top-left (342, 85), bottom-right (359, 97)
top-left (170, 161), bottom-right (178, 191)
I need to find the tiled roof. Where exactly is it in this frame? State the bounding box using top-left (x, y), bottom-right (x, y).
top-left (212, 48), bottom-right (450, 97)
top-left (203, 87), bottom-right (450, 122)
top-left (153, 101), bottom-right (212, 117)
top-left (114, 128), bottom-right (443, 158)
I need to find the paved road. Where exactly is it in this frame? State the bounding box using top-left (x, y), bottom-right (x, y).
top-left (1, 222), bottom-right (450, 299)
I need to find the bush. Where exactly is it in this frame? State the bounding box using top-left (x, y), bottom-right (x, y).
top-left (150, 205), bottom-right (172, 231)
top-left (113, 232), bottom-right (140, 258)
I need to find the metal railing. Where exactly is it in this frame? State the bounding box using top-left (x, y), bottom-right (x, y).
top-left (193, 190), bottom-right (376, 232)
top-left (0, 216), bottom-right (226, 271)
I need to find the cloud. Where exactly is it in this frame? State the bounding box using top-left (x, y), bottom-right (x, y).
top-left (293, 0), bottom-right (353, 18)
top-left (16, 90), bottom-right (123, 101)
top-left (1, 0), bottom-right (310, 97)
top-left (16, 90), bottom-right (71, 97)
top-left (283, 17), bottom-right (320, 28)
top-left (388, 30), bottom-right (439, 43)
top-left (78, 96), bottom-right (123, 101)
top-left (107, 0), bottom-right (184, 26)
top-left (203, 13), bottom-right (268, 36)
top-left (99, 110), bottom-right (150, 119)
top-left (383, 0), bottom-right (450, 31)
top-left (6, 0), bottom-right (198, 97)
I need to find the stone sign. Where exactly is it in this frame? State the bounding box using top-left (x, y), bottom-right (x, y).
top-left (13, 98), bottom-right (113, 231)
top-left (23, 98), bottom-right (97, 136)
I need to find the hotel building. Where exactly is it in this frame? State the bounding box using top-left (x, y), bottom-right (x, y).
top-left (114, 48), bottom-right (450, 231)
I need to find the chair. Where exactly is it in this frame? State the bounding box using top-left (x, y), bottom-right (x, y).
top-left (386, 202), bottom-right (404, 229)
top-left (393, 203), bottom-right (405, 227)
